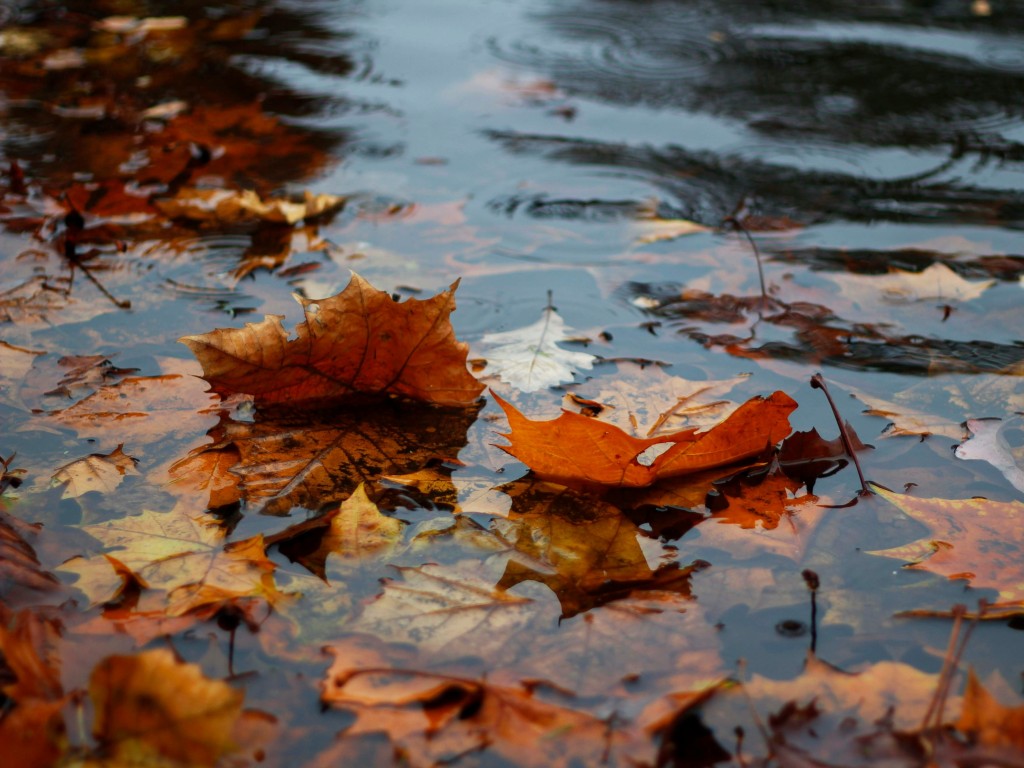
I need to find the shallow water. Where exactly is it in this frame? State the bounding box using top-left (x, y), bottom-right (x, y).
top-left (1, 0), bottom-right (1023, 764)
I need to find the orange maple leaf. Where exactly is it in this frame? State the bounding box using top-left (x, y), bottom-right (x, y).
top-left (181, 273), bottom-right (485, 409)
top-left (867, 484), bottom-right (1024, 604)
top-left (493, 390), bottom-right (797, 488)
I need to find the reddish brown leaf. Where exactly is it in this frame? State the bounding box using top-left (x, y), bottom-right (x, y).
top-left (181, 272), bottom-right (484, 408)
top-left (494, 390), bottom-right (797, 488)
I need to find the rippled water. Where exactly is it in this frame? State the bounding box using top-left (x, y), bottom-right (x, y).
top-left (2, 0), bottom-right (1023, 764)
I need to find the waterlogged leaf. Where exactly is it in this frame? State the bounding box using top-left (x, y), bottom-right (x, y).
top-left (954, 417), bottom-right (1024, 494)
top-left (566, 363), bottom-right (748, 437)
top-left (207, 401), bottom-right (480, 516)
top-left (868, 484), bottom-right (1024, 604)
top-left (836, 262), bottom-right (995, 305)
top-left (352, 563), bottom-right (535, 660)
top-left (493, 479), bottom-right (698, 616)
top-left (60, 508), bottom-right (279, 615)
top-left (633, 216), bottom-right (711, 244)
top-left (48, 373), bottom-right (218, 452)
top-left (182, 273), bottom-right (484, 408)
top-left (0, 510), bottom-right (59, 594)
top-left (50, 444), bottom-right (139, 499)
top-left (494, 390), bottom-right (796, 488)
top-left (268, 483), bottom-right (404, 580)
top-left (849, 388), bottom-right (961, 440)
top-left (0, 341), bottom-right (43, 409)
top-left (90, 648), bottom-right (244, 767)
top-left (321, 643), bottom-right (643, 768)
top-left (478, 307), bottom-right (596, 392)
top-left (156, 188), bottom-right (345, 226)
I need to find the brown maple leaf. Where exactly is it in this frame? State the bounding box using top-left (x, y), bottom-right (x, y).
top-left (494, 390), bottom-right (797, 488)
top-left (181, 272), bottom-right (484, 409)
top-left (867, 484), bottom-right (1024, 605)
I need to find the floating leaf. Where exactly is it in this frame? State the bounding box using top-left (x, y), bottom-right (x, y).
top-left (50, 444), bottom-right (139, 499)
top-left (954, 417), bottom-right (1024, 494)
top-left (181, 272), bottom-right (484, 409)
top-left (494, 390), bottom-right (796, 488)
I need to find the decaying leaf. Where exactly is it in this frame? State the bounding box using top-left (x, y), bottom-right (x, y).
top-left (0, 509), bottom-right (59, 594)
top-left (868, 484), bottom-right (1024, 604)
top-left (321, 643), bottom-right (643, 768)
top-left (478, 306), bottom-right (596, 392)
top-left (566, 363), bottom-right (748, 437)
top-left (60, 508), bottom-right (280, 615)
top-left (494, 390), bottom-right (797, 488)
top-left (352, 563), bottom-right (535, 661)
top-left (267, 482), bottom-right (404, 580)
top-left (90, 648), bottom-right (244, 767)
top-left (850, 387), bottom-right (962, 440)
top-left (50, 444), bottom-right (139, 499)
top-left (836, 262), bottom-right (995, 305)
top-left (48, 373), bottom-right (218, 452)
top-left (0, 340), bottom-right (44, 410)
top-left (156, 188), bottom-right (345, 226)
top-left (954, 417), bottom-right (1024, 494)
top-left (181, 272), bottom-right (484, 408)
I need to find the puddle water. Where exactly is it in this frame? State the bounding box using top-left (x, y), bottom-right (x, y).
top-left (1, 0), bottom-right (1023, 764)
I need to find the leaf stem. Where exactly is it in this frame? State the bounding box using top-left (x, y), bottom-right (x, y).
top-left (810, 373), bottom-right (871, 495)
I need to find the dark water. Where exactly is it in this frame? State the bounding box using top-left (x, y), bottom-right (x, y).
top-left (1, 0), bottom-right (1023, 764)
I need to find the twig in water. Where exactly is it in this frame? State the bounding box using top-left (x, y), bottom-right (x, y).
top-left (810, 373), bottom-right (871, 495)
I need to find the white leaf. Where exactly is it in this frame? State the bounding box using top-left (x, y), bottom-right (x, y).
top-left (478, 309), bottom-right (596, 392)
top-left (954, 417), bottom-right (1024, 494)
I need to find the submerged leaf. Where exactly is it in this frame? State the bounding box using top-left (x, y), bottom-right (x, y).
top-left (868, 484), bottom-right (1024, 604)
top-left (478, 307), bottom-right (596, 392)
top-left (954, 417), bottom-right (1024, 494)
top-left (50, 444), bottom-right (139, 499)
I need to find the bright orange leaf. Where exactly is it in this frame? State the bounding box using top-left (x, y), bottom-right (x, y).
top-left (494, 390), bottom-right (797, 488)
top-left (181, 272), bottom-right (484, 409)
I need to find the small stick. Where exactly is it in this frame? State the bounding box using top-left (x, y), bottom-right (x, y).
top-left (722, 214), bottom-right (769, 305)
top-left (810, 373), bottom-right (871, 495)
top-left (802, 569), bottom-right (820, 656)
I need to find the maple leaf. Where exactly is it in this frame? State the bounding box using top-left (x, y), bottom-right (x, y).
top-left (267, 483), bottom-right (404, 580)
top-left (321, 649), bottom-right (644, 768)
top-left (155, 187), bottom-right (345, 225)
top-left (867, 484), bottom-right (1024, 604)
top-left (954, 417), bottom-right (1024, 494)
top-left (90, 648), bottom-right (244, 767)
top-left (181, 272), bottom-right (484, 408)
top-left (836, 262), bottom-right (995, 305)
top-left (50, 444), bottom-right (139, 499)
top-left (566, 363), bottom-right (748, 437)
top-left (47, 373), bottom-right (218, 452)
top-left (494, 390), bottom-right (797, 488)
top-left (59, 508), bottom-right (280, 616)
top-left (477, 305), bottom-right (596, 392)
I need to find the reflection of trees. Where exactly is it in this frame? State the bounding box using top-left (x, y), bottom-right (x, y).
top-left (0, 1), bottom-right (355, 190)
top-left (490, 0), bottom-right (1024, 225)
